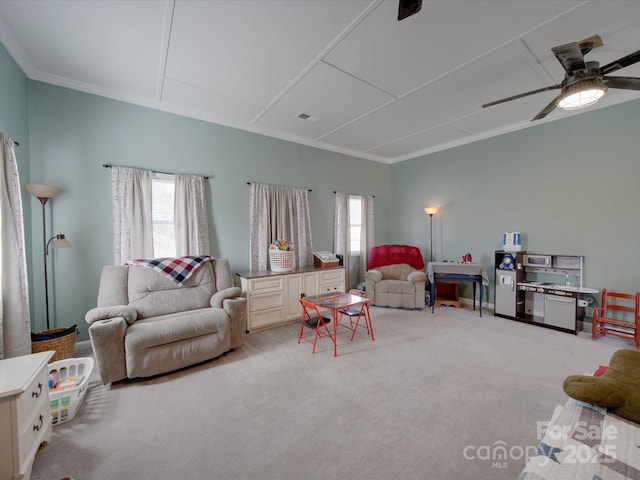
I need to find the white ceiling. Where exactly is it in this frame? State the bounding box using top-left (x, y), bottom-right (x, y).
top-left (0, 0), bottom-right (639, 164)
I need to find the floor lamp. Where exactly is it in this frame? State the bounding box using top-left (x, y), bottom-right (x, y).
top-left (424, 207), bottom-right (439, 262)
top-left (25, 183), bottom-right (71, 331)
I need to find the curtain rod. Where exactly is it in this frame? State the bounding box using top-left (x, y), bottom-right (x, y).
top-left (247, 181), bottom-right (312, 192)
top-left (333, 191), bottom-right (375, 198)
top-left (103, 163), bottom-right (211, 179)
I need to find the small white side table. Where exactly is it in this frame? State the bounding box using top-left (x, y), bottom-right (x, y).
top-left (0, 350), bottom-right (54, 480)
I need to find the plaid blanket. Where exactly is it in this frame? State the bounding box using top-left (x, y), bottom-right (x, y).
top-left (127, 255), bottom-right (213, 286)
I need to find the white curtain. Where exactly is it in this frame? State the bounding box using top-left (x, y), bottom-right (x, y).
top-left (249, 183), bottom-right (313, 271)
top-left (333, 191), bottom-right (351, 278)
top-left (174, 174), bottom-right (210, 256)
top-left (360, 195), bottom-right (375, 281)
top-left (334, 192), bottom-right (375, 287)
top-left (0, 134), bottom-right (31, 358)
top-left (112, 166), bottom-right (153, 264)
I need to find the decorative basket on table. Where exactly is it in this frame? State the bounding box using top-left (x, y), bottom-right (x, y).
top-left (31, 324), bottom-right (79, 363)
top-left (269, 239), bottom-right (294, 272)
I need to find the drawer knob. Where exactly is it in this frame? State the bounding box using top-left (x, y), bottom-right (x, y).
top-left (33, 414), bottom-right (44, 432)
top-left (32, 382), bottom-right (42, 398)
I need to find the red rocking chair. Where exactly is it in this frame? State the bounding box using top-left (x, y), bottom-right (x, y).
top-left (592, 289), bottom-right (640, 348)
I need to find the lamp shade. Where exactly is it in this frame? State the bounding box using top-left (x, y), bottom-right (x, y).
top-left (556, 80), bottom-right (607, 111)
top-left (424, 207), bottom-right (439, 216)
top-left (52, 235), bottom-right (71, 249)
top-left (46, 233), bottom-right (71, 255)
top-left (25, 183), bottom-right (61, 199)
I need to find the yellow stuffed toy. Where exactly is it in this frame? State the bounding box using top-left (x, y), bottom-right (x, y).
top-left (563, 348), bottom-right (640, 423)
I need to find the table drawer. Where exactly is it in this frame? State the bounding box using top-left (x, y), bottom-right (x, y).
top-left (249, 277), bottom-right (284, 294)
top-left (18, 366), bottom-right (48, 423)
top-left (251, 291), bottom-right (285, 312)
top-left (319, 270), bottom-right (344, 285)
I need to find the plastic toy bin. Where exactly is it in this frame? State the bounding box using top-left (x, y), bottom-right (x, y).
top-left (48, 357), bottom-right (94, 426)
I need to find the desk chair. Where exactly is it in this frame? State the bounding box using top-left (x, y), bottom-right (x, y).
top-left (338, 289), bottom-right (375, 342)
top-left (298, 299), bottom-right (334, 354)
top-left (592, 289), bottom-right (640, 348)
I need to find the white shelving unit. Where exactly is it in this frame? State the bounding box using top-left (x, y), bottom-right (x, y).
top-left (237, 266), bottom-right (345, 332)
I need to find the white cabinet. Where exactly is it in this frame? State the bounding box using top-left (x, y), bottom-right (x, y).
top-left (238, 267), bottom-right (345, 332)
top-left (318, 269), bottom-right (345, 293)
top-left (240, 275), bottom-right (285, 332)
top-left (0, 351), bottom-right (54, 480)
top-left (284, 274), bottom-right (303, 320)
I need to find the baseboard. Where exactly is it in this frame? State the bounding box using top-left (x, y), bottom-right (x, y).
top-left (459, 296), bottom-right (494, 312)
top-left (73, 339), bottom-right (93, 356)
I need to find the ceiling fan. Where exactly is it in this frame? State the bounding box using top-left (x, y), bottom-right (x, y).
top-left (398, 0), bottom-right (422, 21)
top-left (482, 34), bottom-right (640, 121)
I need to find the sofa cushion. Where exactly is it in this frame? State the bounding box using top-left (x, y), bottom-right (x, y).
top-left (377, 263), bottom-right (416, 281)
top-left (127, 262), bottom-right (215, 319)
top-left (375, 279), bottom-right (418, 295)
top-left (124, 308), bottom-right (230, 379)
top-left (97, 266), bottom-right (129, 307)
top-left (125, 307), bottom-right (228, 350)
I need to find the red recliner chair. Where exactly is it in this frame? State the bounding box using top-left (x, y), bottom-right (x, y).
top-left (365, 245), bottom-right (426, 309)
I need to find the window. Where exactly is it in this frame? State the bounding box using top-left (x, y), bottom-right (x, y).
top-left (349, 195), bottom-right (362, 255)
top-left (152, 174), bottom-right (176, 257)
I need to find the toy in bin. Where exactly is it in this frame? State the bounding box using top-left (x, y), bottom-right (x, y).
top-left (48, 357), bottom-right (94, 426)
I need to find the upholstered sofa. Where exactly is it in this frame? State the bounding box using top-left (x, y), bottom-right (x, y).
top-left (364, 245), bottom-right (427, 309)
top-left (85, 257), bottom-right (246, 384)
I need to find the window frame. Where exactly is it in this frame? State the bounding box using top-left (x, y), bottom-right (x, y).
top-left (151, 173), bottom-right (176, 258)
top-left (349, 195), bottom-right (362, 256)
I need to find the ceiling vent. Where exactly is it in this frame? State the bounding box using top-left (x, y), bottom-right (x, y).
top-left (297, 113), bottom-right (319, 123)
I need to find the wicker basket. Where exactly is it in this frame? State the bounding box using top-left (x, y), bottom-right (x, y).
top-left (31, 325), bottom-right (78, 363)
top-left (269, 249), bottom-right (294, 272)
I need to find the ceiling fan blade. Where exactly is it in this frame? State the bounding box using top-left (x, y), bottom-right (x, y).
top-left (398, 0), bottom-right (422, 21)
top-left (600, 50), bottom-right (640, 75)
top-left (577, 34), bottom-right (603, 55)
top-left (531, 95), bottom-right (562, 121)
top-left (482, 84), bottom-right (562, 108)
top-left (551, 41), bottom-right (586, 74)
top-left (605, 76), bottom-right (640, 90)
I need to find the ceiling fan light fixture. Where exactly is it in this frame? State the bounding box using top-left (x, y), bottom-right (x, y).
top-left (556, 79), bottom-right (607, 111)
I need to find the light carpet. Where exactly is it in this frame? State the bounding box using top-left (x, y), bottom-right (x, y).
top-left (31, 306), bottom-right (625, 480)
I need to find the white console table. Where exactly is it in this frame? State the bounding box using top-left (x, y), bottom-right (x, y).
top-left (237, 266), bottom-right (345, 332)
top-left (0, 351), bottom-right (54, 480)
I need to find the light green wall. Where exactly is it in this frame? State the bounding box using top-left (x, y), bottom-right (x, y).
top-left (0, 41), bottom-right (33, 320)
top-left (3, 37), bottom-right (640, 341)
top-left (390, 99), bottom-right (640, 301)
top-left (27, 82), bottom-right (391, 338)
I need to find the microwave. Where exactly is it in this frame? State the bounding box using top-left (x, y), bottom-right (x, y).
top-left (523, 254), bottom-right (552, 267)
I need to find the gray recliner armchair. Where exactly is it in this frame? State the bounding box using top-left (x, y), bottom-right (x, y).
top-left (85, 257), bottom-right (246, 384)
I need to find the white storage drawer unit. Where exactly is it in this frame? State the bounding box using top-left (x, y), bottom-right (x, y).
top-left (237, 266), bottom-right (345, 332)
top-left (319, 269), bottom-right (345, 293)
top-left (243, 276), bottom-right (286, 330)
top-left (0, 351), bottom-right (55, 480)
